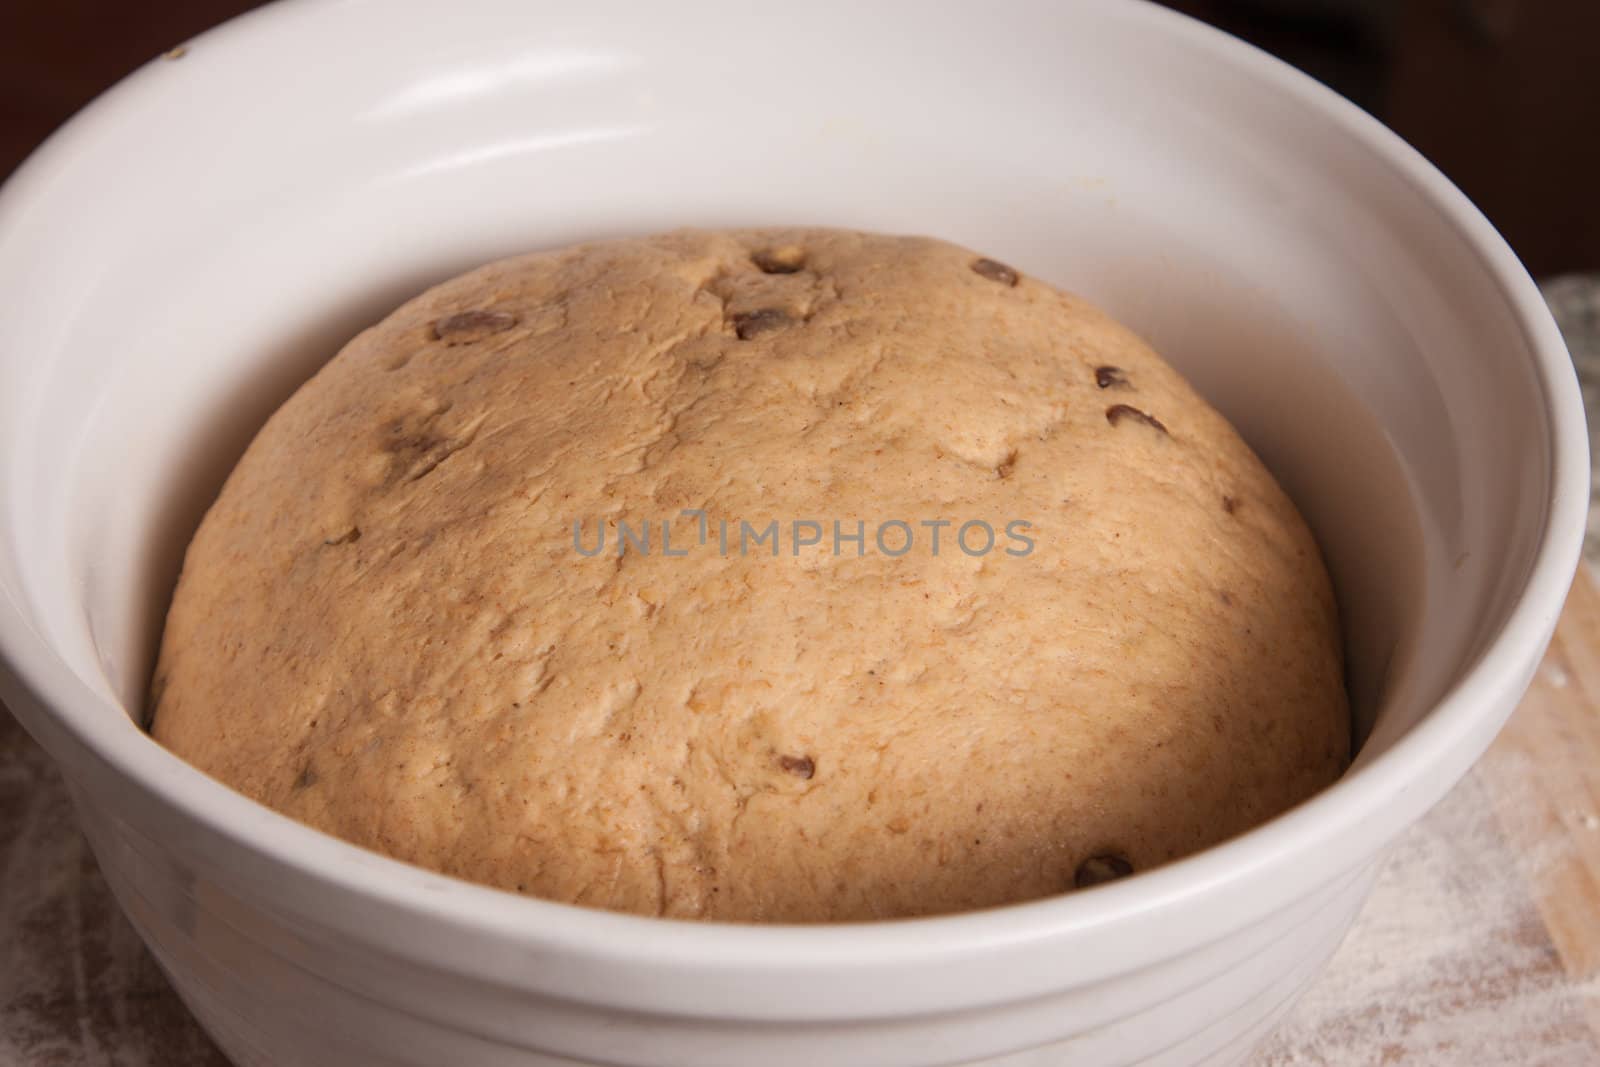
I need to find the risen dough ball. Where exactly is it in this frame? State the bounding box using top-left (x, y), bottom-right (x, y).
top-left (151, 228), bottom-right (1347, 922)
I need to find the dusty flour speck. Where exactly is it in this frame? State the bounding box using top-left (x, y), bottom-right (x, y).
top-left (1252, 766), bottom-right (1599, 1066)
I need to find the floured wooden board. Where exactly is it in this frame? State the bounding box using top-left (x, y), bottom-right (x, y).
top-left (4, 571), bottom-right (1600, 1065)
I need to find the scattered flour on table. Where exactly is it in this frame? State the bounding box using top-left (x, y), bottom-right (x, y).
top-left (0, 714), bottom-right (227, 1067)
top-left (1252, 763), bottom-right (1599, 1066)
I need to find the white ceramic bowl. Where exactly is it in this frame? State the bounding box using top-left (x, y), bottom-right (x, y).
top-left (0, 1), bottom-right (1586, 1064)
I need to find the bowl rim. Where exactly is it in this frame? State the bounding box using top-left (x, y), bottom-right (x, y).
top-left (0, 0), bottom-right (1587, 986)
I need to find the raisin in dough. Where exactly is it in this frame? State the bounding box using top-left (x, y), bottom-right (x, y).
top-left (151, 228), bottom-right (1348, 921)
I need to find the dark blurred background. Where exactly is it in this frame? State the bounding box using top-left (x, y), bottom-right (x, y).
top-left (1, 0), bottom-right (1597, 273)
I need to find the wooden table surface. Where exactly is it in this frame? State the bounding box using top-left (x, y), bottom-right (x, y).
top-left (2, 565), bottom-right (1598, 1065)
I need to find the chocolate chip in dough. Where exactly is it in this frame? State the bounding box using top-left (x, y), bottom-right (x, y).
top-left (752, 246), bottom-right (807, 274)
top-left (1095, 365), bottom-right (1129, 389)
top-left (778, 754), bottom-right (816, 779)
top-left (324, 526), bottom-right (361, 546)
top-left (1074, 852), bottom-right (1134, 888)
top-left (733, 308), bottom-right (794, 339)
top-left (1105, 404), bottom-right (1168, 435)
top-left (970, 257), bottom-right (1019, 286)
top-left (433, 309), bottom-right (517, 344)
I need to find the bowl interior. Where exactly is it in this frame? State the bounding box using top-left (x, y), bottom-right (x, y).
top-left (0, 0), bottom-right (1556, 825)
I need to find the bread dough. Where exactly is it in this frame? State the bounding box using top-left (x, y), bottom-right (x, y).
top-left (151, 228), bottom-right (1347, 921)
